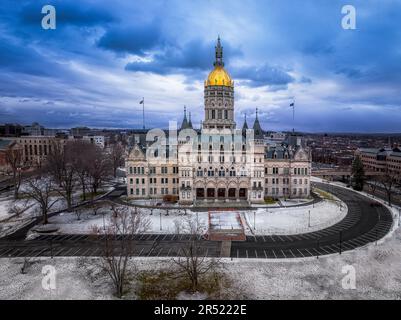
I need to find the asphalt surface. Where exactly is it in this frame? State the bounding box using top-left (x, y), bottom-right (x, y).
top-left (0, 183), bottom-right (394, 259)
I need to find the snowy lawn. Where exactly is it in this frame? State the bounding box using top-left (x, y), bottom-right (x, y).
top-left (43, 196), bottom-right (345, 236)
top-left (242, 198), bottom-right (347, 235)
top-left (45, 207), bottom-right (210, 235)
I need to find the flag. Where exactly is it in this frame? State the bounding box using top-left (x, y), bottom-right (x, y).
top-left (290, 102), bottom-right (294, 107)
top-left (139, 99), bottom-right (144, 104)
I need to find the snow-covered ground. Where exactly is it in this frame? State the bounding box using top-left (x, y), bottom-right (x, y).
top-left (243, 199), bottom-right (347, 235)
top-left (44, 197), bottom-right (345, 236)
top-left (1, 224), bottom-right (401, 299)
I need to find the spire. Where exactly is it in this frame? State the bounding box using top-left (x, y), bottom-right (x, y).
top-left (242, 113), bottom-right (248, 129)
top-left (214, 36), bottom-right (224, 67)
top-left (242, 112), bottom-right (248, 136)
top-left (188, 112), bottom-right (193, 128)
top-left (180, 106), bottom-right (189, 130)
top-left (253, 108), bottom-right (264, 140)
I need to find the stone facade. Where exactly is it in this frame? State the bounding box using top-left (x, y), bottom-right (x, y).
top-left (126, 38), bottom-right (311, 204)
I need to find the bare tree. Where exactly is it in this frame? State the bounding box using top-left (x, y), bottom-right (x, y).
top-left (74, 207), bottom-right (84, 220)
top-left (25, 177), bottom-right (59, 224)
top-left (375, 170), bottom-right (400, 206)
top-left (109, 143), bottom-right (125, 178)
top-left (45, 141), bottom-right (77, 210)
top-left (367, 178), bottom-right (380, 197)
top-left (96, 206), bottom-right (150, 298)
top-left (45, 140), bottom-right (65, 186)
top-left (5, 146), bottom-right (23, 199)
top-left (68, 140), bottom-right (91, 201)
top-left (8, 200), bottom-right (29, 217)
top-left (87, 146), bottom-right (112, 195)
top-left (172, 216), bottom-right (218, 293)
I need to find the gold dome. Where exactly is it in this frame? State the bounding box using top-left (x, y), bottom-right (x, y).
top-left (205, 66), bottom-right (233, 87)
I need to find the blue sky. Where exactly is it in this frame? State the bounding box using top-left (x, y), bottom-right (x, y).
top-left (1, 0), bottom-right (401, 132)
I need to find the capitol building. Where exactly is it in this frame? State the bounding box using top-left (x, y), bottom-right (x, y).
top-left (126, 38), bottom-right (311, 205)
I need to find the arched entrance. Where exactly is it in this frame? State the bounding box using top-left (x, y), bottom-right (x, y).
top-left (196, 188), bottom-right (205, 199)
top-left (239, 188), bottom-right (247, 199)
top-left (217, 188), bottom-right (226, 198)
top-left (207, 188), bottom-right (215, 198)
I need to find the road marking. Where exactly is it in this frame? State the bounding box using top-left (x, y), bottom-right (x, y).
top-left (33, 248), bottom-right (49, 257)
top-left (270, 236), bottom-right (276, 242)
top-left (63, 247), bottom-right (75, 256)
top-left (246, 250), bottom-right (249, 258)
top-left (280, 250), bottom-right (286, 258)
top-left (272, 250), bottom-right (277, 258)
top-left (0, 248), bottom-right (13, 257)
top-left (254, 250), bottom-right (258, 258)
top-left (81, 248), bottom-right (92, 256)
top-left (137, 248), bottom-right (145, 256)
top-left (304, 248), bottom-right (314, 256)
top-left (320, 246), bottom-right (331, 255)
top-left (312, 248), bottom-right (322, 256)
top-left (297, 249), bottom-right (305, 257)
top-left (261, 235), bottom-right (266, 242)
top-left (288, 249), bottom-right (296, 258)
top-left (342, 242), bottom-right (355, 250)
top-left (156, 248), bottom-right (163, 257)
top-left (166, 247), bottom-right (172, 257)
top-left (54, 248), bottom-right (66, 256)
top-left (162, 234), bottom-right (168, 241)
top-left (263, 250), bottom-right (268, 258)
top-left (237, 249), bottom-right (239, 258)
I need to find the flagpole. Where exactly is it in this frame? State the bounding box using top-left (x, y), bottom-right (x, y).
top-left (142, 97), bottom-right (145, 130)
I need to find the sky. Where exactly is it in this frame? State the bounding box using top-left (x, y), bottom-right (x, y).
top-left (0, 0), bottom-right (401, 133)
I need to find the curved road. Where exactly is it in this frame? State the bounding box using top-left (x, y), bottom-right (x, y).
top-left (0, 183), bottom-right (394, 259)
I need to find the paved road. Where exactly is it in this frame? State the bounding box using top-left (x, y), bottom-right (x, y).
top-left (0, 183), bottom-right (393, 259)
